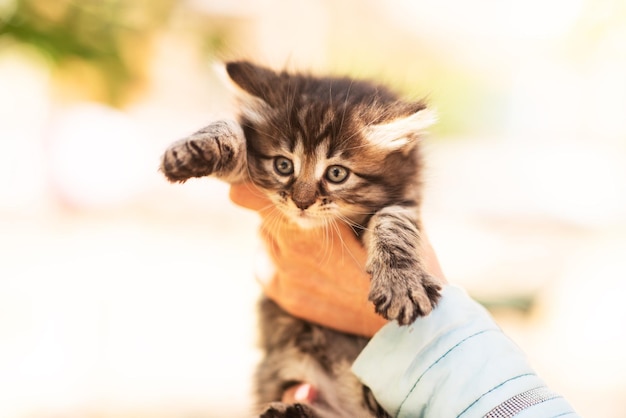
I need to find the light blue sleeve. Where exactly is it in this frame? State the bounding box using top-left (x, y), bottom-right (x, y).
top-left (352, 285), bottom-right (580, 418)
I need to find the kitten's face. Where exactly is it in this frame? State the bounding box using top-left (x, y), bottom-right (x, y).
top-left (249, 131), bottom-right (378, 228)
top-left (244, 110), bottom-right (400, 230)
top-left (263, 150), bottom-right (360, 229)
top-left (225, 61), bottom-right (435, 229)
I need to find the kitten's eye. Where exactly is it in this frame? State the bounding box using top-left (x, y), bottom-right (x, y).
top-left (325, 165), bottom-right (349, 184)
top-left (273, 156), bottom-right (294, 176)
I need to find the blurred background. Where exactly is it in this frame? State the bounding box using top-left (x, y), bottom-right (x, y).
top-left (1, 0), bottom-right (625, 416)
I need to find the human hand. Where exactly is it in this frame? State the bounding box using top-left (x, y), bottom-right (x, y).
top-left (281, 383), bottom-right (317, 404)
top-left (229, 182), bottom-right (446, 337)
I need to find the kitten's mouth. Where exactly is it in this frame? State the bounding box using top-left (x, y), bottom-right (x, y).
top-left (271, 197), bottom-right (330, 229)
top-left (288, 209), bottom-right (325, 229)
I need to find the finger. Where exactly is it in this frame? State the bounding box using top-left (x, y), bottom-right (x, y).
top-left (229, 182), bottom-right (270, 211)
top-left (282, 383), bottom-right (317, 404)
top-left (254, 245), bottom-right (277, 287)
top-left (419, 230), bottom-right (448, 284)
top-left (273, 221), bottom-right (366, 266)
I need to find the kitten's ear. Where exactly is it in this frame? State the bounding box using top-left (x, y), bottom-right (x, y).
top-left (217, 61), bottom-right (280, 123)
top-left (223, 61), bottom-right (280, 106)
top-left (366, 108), bottom-right (436, 151)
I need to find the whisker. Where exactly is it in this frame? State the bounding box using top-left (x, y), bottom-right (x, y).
top-left (329, 217), bottom-right (362, 270)
top-left (241, 179), bottom-right (271, 201)
top-left (321, 218), bottom-right (334, 266)
top-left (259, 205), bottom-right (287, 263)
top-left (335, 213), bottom-right (371, 235)
top-left (337, 79), bottom-right (354, 139)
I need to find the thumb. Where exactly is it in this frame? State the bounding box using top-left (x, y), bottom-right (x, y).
top-left (229, 183), bottom-right (270, 211)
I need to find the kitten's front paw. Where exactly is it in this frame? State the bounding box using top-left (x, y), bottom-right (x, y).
top-left (368, 263), bottom-right (441, 325)
top-left (161, 119), bottom-right (245, 183)
top-left (260, 402), bottom-right (317, 418)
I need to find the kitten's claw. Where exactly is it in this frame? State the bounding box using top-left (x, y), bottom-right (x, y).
top-left (161, 119), bottom-right (245, 183)
top-left (368, 267), bottom-right (441, 325)
top-left (260, 402), bottom-right (317, 418)
top-left (365, 206), bottom-right (442, 325)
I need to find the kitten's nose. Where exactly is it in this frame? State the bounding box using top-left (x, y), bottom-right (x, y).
top-left (293, 197), bottom-right (316, 210)
top-left (292, 182), bottom-right (317, 210)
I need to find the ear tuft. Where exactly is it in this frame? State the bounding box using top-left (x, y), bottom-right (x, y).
top-left (224, 61), bottom-right (279, 105)
top-left (365, 108), bottom-right (437, 150)
top-left (214, 61), bottom-right (278, 124)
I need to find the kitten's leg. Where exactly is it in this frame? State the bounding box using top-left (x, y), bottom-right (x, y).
top-left (255, 299), bottom-right (382, 418)
top-left (364, 206), bottom-right (441, 325)
top-left (160, 119), bottom-right (247, 183)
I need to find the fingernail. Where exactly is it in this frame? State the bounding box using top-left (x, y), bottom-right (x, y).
top-left (294, 383), bottom-right (317, 402)
top-left (254, 245), bottom-right (276, 285)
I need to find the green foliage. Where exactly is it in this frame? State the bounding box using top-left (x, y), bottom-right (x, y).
top-left (0, 0), bottom-right (174, 106)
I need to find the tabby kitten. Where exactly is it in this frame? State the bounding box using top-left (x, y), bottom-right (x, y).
top-left (161, 61), bottom-right (441, 418)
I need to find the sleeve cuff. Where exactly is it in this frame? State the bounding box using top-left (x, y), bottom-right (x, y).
top-left (351, 285), bottom-right (566, 417)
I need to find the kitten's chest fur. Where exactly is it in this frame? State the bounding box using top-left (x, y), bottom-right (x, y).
top-left (161, 61), bottom-right (441, 418)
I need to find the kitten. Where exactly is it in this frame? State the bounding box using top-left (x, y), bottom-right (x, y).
top-left (161, 61), bottom-right (441, 418)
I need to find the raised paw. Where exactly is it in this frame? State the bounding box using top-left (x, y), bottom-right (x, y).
top-left (368, 264), bottom-right (441, 325)
top-left (260, 402), bottom-right (317, 418)
top-left (160, 119), bottom-right (246, 183)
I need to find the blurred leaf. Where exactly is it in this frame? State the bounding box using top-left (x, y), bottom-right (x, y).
top-left (0, 0), bottom-right (175, 106)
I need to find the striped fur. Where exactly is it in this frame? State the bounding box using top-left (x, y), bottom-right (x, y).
top-left (161, 61), bottom-right (441, 418)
